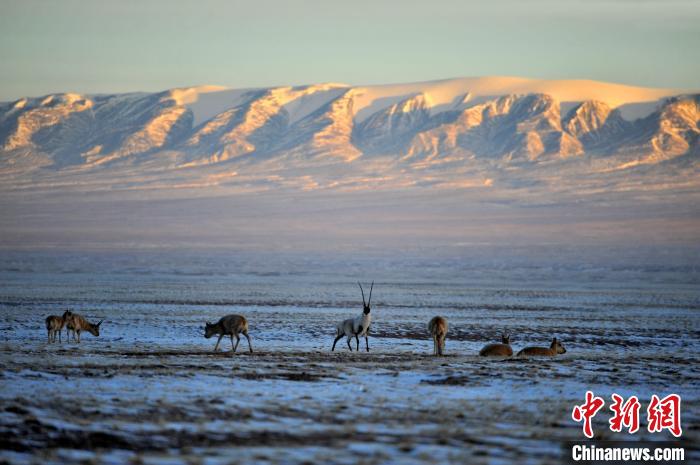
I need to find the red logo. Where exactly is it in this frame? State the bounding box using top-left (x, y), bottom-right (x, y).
top-left (572, 391), bottom-right (606, 438)
top-left (647, 394), bottom-right (682, 437)
top-left (609, 393), bottom-right (641, 434)
top-left (572, 392), bottom-right (682, 438)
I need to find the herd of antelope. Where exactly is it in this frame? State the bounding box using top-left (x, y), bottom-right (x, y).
top-left (44, 281), bottom-right (567, 357)
top-left (45, 311), bottom-right (102, 344)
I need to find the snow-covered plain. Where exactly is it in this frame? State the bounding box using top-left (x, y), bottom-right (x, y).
top-left (0, 250), bottom-right (698, 464)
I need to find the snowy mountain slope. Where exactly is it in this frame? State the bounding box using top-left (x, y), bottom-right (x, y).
top-left (353, 93), bottom-right (432, 155)
top-left (349, 76), bottom-right (681, 121)
top-left (0, 77), bottom-right (697, 193)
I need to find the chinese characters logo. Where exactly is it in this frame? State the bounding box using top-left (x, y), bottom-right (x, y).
top-left (572, 391), bottom-right (681, 438)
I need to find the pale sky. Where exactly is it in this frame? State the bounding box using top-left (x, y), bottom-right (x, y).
top-left (0, 0), bottom-right (698, 100)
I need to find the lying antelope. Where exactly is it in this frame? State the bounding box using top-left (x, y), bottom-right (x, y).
top-left (479, 333), bottom-right (513, 356)
top-left (45, 311), bottom-right (72, 343)
top-left (516, 337), bottom-right (566, 357)
top-left (428, 316), bottom-right (448, 356)
top-left (65, 313), bottom-right (103, 343)
top-left (204, 314), bottom-right (253, 353)
top-left (332, 281), bottom-right (373, 352)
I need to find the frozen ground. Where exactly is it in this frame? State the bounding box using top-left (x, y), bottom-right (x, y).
top-left (0, 250), bottom-right (699, 464)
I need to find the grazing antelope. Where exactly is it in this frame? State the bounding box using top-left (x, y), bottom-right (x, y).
top-left (428, 316), bottom-right (448, 356)
top-left (479, 333), bottom-right (513, 356)
top-left (65, 313), bottom-right (103, 343)
top-left (516, 337), bottom-right (567, 357)
top-left (45, 311), bottom-right (72, 343)
top-left (204, 314), bottom-right (253, 353)
top-left (332, 281), bottom-right (373, 352)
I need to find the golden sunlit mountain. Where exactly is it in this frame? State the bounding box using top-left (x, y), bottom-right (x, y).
top-left (1, 76), bottom-right (697, 194)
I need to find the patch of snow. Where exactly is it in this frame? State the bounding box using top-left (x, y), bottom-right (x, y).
top-left (171, 86), bottom-right (254, 126)
top-left (352, 76), bottom-right (683, 122)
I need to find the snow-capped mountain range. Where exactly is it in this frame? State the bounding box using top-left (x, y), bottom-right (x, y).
top-left (1, 76), bottom-right (698, 194)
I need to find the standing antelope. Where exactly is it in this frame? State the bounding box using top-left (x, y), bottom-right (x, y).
top-left (64, 313), bottom-right (103, 343)
top-left (45, 311), bottom-right (72, 343)
top-left (516, 337), bottom-right (567, 357)
top-left (204, 314), bottom-right (253, 353)
top-left (479, 333), bottom-right (513, 356)
top-left (332, 281), bottom-right (373, 352)
top-left (428, 316), bottom-right (448, 356)
top-left (65, 311), bottom-right (76, 341)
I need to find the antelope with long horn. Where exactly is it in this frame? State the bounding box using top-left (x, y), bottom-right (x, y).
top-left (332, 281), bottom-right (373, 352)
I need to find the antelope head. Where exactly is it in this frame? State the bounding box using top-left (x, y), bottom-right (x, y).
top-left (204, 322), bottom-right (216, 338)
top-left (358, 281), bottom-right (374, 315)
top-left (551, 337), bottom-right (566, 354)
top-left (91, 319), bottom-right (103, 336)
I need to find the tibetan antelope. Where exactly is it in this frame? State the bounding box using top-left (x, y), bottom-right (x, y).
top-left (332, 281), bottom-right (373, 352)
top-left (428, 316), bottom-right (448, 356)
top-left (517, 337), bottom-right (567, 357)
top-left (45, 311), bottom-right (72, 343)
top-left (204, 314), bottom-right (253, 353)
top-left (479, 333), bottom-right (513, 356)
top-left (65, 313), bottom-right (103, 343)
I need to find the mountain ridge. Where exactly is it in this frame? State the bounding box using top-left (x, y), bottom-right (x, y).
top-left (0, 76), bottom-right (698, 194)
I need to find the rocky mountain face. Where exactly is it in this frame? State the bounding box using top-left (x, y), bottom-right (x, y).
top-left (0, 80), bottom-right (698, 192)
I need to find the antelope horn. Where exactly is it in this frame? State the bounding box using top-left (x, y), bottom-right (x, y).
top-left (368, 281), bottom-right (374, 306)
top-left (358, 282), bottom-right (366, 306)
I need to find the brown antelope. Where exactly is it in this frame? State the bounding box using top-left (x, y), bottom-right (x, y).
top-left (65, 313), bottom-right (103, 343)
top-left (65, 311), bottom-right (76, 341)
top-left (204, 314), bottom-right (253, 353)
top-left (479, 334), bottom-right (513, 356)
top-left (332, 282), bottom-right (373, 352)
top-left (428, 316), bottom-right (448, 356)
top-left (45, 311), bottom-right (72, 343)
top-left (517, 337), bottom-right (567, 357)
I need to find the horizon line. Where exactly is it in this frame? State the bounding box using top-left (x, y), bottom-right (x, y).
top-left (2, 74), bottom-right (696, 102)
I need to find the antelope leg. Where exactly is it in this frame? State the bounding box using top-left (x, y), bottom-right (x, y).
top-left (332, 334), bottom-right (343, 351)
top-left (244, 332), bottom-right (253, 353)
